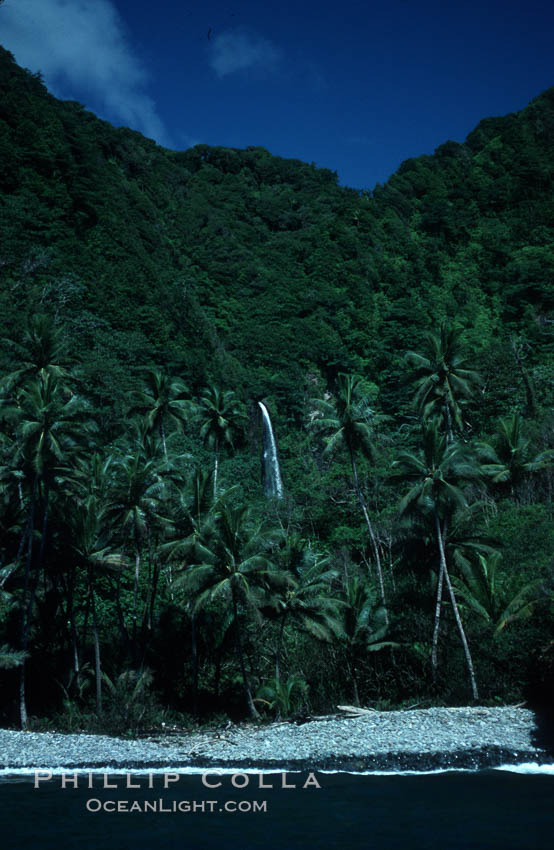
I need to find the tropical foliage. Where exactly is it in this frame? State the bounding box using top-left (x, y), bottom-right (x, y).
top-left (0, 46), bottom-right (552, 729)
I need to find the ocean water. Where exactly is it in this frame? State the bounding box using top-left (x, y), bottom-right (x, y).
top-left (0, 766), bottom-right (552, 849)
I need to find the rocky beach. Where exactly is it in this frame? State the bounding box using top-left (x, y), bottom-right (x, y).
top-left (1, 706), bottom-right (552, 773)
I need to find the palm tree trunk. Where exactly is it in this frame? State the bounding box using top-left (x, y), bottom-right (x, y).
top-left (14, 506), bottom-right (34, 571)
top-left (350, 450), bottom-right (388, 624)
top-left (232, 587), bottom-right (259, 719)
top-left (435, 514), bottom-right (479, 700)
top-left (431, 518), bottom-right (448, 675)
top-left (19, 667), bottom-right (28, 730)
top-left (275, 615), bottom-right (288, 685)
top-left (191, 609), bottom-right (199, 716)
top-left (132, 543), bottom-right (141, 664)
top-left (148, 558), bottom-right (161, 632)
top-left (431, 561), bottom-right (445, 676)
top-left (89, 572), bottom-right (102, 714)
top-left (37, 483), bottom-right (50, 589)
top-left (19, 477), bottom-right (38, 729)
top-left (511, 338), bottom-right (537, 417)
top-left (81, 585), bottom-right (91, 649)
top-left (141, 531), bottom-right (159, 636)
top-left (445, 403), bottom-right (454, 444)
top-left (67, 565), bottom-right (80, 677)
top-left (213, 440), bottom-right (219, 498)
top-left (383, 533), bottom-right (397, 592)
top-left (115, 570), bottom-right (129, 646)
top-left (160, 421), bottom-right (168, 461)
top-left (347, 658), bottom-right (361, 707)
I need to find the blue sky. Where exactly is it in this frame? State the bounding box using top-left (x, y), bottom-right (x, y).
top-left (1, 0), bottom-right (553, 189)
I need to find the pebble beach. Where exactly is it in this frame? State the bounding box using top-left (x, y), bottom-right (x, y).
top-left (1, 706), bottom-right (552, 773)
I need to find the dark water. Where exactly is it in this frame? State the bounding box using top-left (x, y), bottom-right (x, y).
top-left (1, 769), bottom-right (553, 849)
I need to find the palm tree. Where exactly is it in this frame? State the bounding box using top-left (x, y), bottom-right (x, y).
top-left (71, 451), bottom-right (114, 503)
top-left (160, 467), bottom-right (218, 713)
top-left (3, 373), bottom-right (95, 727)
top-left (0, 570), bottom-right (28, 672)
top-left (477, 413), bottom-right (553, 499)
top-left (451, 551), bottom-right (551, 634)
top-left (172, 503), bottom-right (276, 718)
top-left (104, 440), bottom-right (167, 661)
top-left (68, 495), bottom-right (126, 713)
top-left (196, 386), bottom-right (245, 496)
top-left (391, 420), bottom-right (481, 699)
top-left (128, 369), bottom-right (191, 460)
top-left (262, 538), bottom-right (344, 685)
top-left (3, 313), bottom-right (69, 391)
top-left (341, 575), bottom-right (398, 706)
top-left (164, 468), bottom-right (216, 544)
top-left (0, 646), bottom-right (28, 669)
top-left (312, 374), bottom-right (388, 622)
top-left (406, 323), bottom-right (482, 442)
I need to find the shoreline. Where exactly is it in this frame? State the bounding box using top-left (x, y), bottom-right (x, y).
top-left (1, 706), bottom-right (553, 774)
top-left (1, 748), bottom-right (551, 776)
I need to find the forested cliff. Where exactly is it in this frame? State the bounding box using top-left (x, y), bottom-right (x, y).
top-left (0, 45), bottom-right (552, 728)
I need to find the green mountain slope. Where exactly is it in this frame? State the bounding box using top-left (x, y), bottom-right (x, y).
top-left (0, 45), bottom-right (552, 721)
top-left (1, 45), bottom-right (553, 420)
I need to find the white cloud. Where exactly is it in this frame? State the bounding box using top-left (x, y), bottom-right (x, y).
top-left (209, 28), bottom-right (282, 78)
top-left (0, 0), bottom-right (170, 145)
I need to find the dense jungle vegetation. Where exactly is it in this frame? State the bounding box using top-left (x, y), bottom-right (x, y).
top-left (0, 46), bottom-right (553, 731)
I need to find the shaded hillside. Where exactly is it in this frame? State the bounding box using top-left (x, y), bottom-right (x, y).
top-left (1, 45), bottom-right (553, 422)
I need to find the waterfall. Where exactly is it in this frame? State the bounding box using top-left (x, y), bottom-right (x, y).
top-left (258, 401), bottom-right (284, 499)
